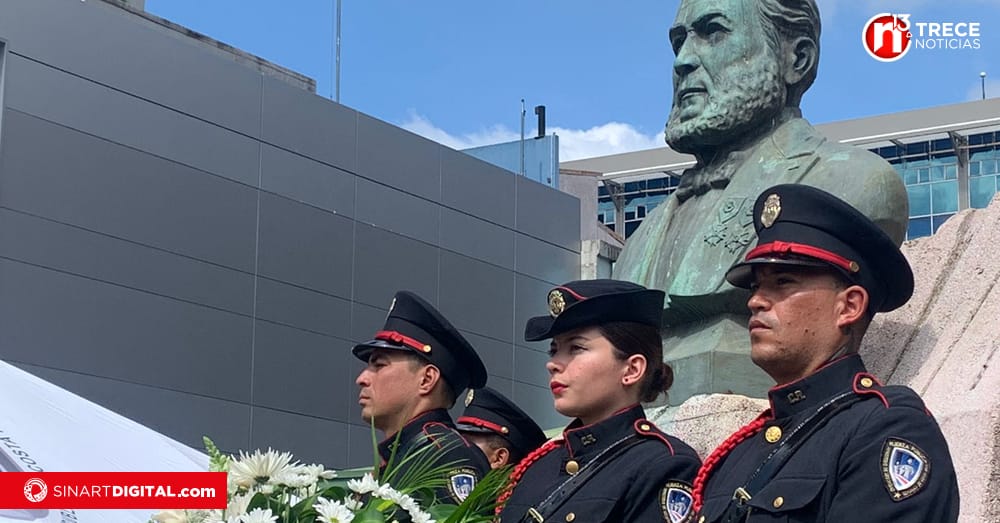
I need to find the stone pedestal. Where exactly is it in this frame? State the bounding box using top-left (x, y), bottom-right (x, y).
top-left (662, 313), bottom-right (773, 405)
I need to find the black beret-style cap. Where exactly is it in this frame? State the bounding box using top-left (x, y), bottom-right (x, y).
top-left (725, 184), bottom-right (914, 313)
top-left (456, 387), bottom-right (547, 459)
top-left (353, 291), bottom-right (487, 392)
top-left (524, 279), bottom-right (665, 342)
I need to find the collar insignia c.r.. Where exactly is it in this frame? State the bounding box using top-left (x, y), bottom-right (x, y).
top-left (660, 480), bottom-right (695, 523)
top-left (761, 193), bottom-right (782, 228)
top-left (881, 438), bottom-right (930, 501)
top-left (464, 389), bottom-right (475, 407)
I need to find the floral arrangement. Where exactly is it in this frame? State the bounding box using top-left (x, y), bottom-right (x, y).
top-left (150, 437), bottom-right (507, 523)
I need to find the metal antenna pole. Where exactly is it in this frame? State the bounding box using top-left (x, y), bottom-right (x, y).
top-left (520, 99), bottom-right (526, 176)
top-left (335, 0), bottom-right (342, 102)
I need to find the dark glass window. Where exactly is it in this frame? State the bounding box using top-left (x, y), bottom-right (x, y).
top-left (932, 138), bottom-right (952, 151)
top-left (932, 214), bottom-right (954, 234)
top-left (908, 184), bottom-right (930, 216)
top-left (907, 217), bottom-right (932, 239)
top-left (931, 181), bottom-right (958, 214)
top-left (970, 176), bottom-right (998, 208)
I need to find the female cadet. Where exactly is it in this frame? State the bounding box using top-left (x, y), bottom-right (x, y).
top-left (497, 279), bottom-right (701, 523)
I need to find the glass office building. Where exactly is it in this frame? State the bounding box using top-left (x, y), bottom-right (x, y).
top-left (582, 101), bottom-right (1000, 242)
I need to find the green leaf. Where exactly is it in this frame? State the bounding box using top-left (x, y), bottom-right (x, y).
top-left (428, 504), bottom-right (458, 519)
top-left (246, 492), bottom-right (271, 511)
top-left (353, 505), bottom-right (387, 523)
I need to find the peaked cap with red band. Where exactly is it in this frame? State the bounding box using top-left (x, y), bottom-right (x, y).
top-left (725, 184), bottom-right (914, 313)
top-left (524, 279), bottom-right (665, 341)
top-left (456, 386), bottom-right (546, 461)
top-left (353, 290), bottom-right (487, 392)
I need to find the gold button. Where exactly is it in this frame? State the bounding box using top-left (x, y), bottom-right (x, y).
top-left (773, 496), bottom-right (784, 508)
top-left (698, 517), bottom-right (706, 523)
top-left (565, 460), bottom-right (579, 475)
top-left (765, 426), bottom-right (782, 443)
top-left (639, 423), bottom-right (651, 431)
top-left (565, 513), bottom-right (575, 522)
top-left (860, 377), bottom-right (874, 388)
top-left (501, 426), bottom-right (509, 434)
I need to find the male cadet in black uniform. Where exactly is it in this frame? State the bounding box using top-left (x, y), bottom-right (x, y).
top-left (353, 290), bottom-right (491, 504)
top-left (693, 184), bottom-right (960, 522)
top-left (456, 386), bottom-right (547, 469)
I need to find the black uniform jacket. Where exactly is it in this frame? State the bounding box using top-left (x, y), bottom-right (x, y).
top-left (500, 404), bottom-right (701, 523)
top-left (377, 408), bottom-right (490, 505)
top-left (699, 354), bottom-right (959, 523)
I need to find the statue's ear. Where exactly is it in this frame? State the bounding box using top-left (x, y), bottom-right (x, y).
top-left (783, 35), bottom-right (817, 86)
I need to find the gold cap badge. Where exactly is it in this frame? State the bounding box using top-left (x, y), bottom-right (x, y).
top-left (464, 389), bottom-right (475, 407)
top-left (548, 289), bottom-right (566, 317)
top-left (761, 194), bottom-right (781, 228)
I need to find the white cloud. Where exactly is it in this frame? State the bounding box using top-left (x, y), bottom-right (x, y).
top-left (549, 123), bottom-right (665, 161)
top-left (966, 77), bottom-right (1000, 101)
top-left (399, 110), bottom-right (663, 162)
top-left (399, 110), bottom-right (520, 150)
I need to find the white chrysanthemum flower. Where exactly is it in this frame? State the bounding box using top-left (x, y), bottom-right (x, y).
top-left (343, 497), bottom-right (363, 511)
top-left (151, 510), bottom-right (190, 523)
top-left (239, 508), bottom-right (277, 523)
top-left (152, 509), bottom-right (218, 523)
top-left (302, 463), bottom-right (335, 480)
top-left (410, 511), bottom-right (434, 523)
top-left (271, 467), bottom-right (313, 489)
top-left (204, 513), bottom-right (240, 523)
top-left (346, 473), bottom-right (379, 495)
top-left (313, 497), bottom-right (356, 523)
top-left (319, 469), bottom-right (338, 480)
top-left (226, 493), bottom-right (253, 517)
top-left (228, 448), bottom-right (298, 489)
top-left (372, 483), bottom-right (399, 502)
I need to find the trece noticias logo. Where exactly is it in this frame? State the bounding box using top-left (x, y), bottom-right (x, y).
top-left (863, 13), bottom-right (982, 62)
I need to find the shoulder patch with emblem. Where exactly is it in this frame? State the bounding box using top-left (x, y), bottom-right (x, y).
top-left (447, 467), bottom-right (477, 503)
top-left (660, 480), bottom-right (694, 523)
top-left (881, 438), bottom-right (930, 501)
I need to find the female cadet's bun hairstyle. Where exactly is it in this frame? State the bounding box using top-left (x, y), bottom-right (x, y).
top-left (596, 321), bottom-right (671, 403)
top-left (644, 361), bottom-right (674, 403)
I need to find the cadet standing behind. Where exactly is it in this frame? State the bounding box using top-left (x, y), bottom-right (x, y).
top-left (694, 184), bottom-right (960, 522)
top-left (456, 386), bottom-right (548, 470)
top-left (353, 290), bottom-right (490, 504)
top-left (497, 280), bottom-right (702, 523)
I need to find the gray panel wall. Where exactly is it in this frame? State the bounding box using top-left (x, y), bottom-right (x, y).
top-left (0, 0), bottom-right (579, 468)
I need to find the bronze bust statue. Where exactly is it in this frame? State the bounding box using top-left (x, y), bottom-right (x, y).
top-left (614, 0), bottom-right (908, 402)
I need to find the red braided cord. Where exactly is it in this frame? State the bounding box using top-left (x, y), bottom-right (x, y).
top-left (494, 438), bottom-right (561, 517)
top-left (691, 415), bottom-right (768, 513)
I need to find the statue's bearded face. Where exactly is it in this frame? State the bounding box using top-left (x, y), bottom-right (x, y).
top-left (664, 0), bottom-right (787, 154)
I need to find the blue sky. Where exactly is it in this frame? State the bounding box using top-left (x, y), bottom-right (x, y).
top-left (145, 0), bottom-right (999, 160)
